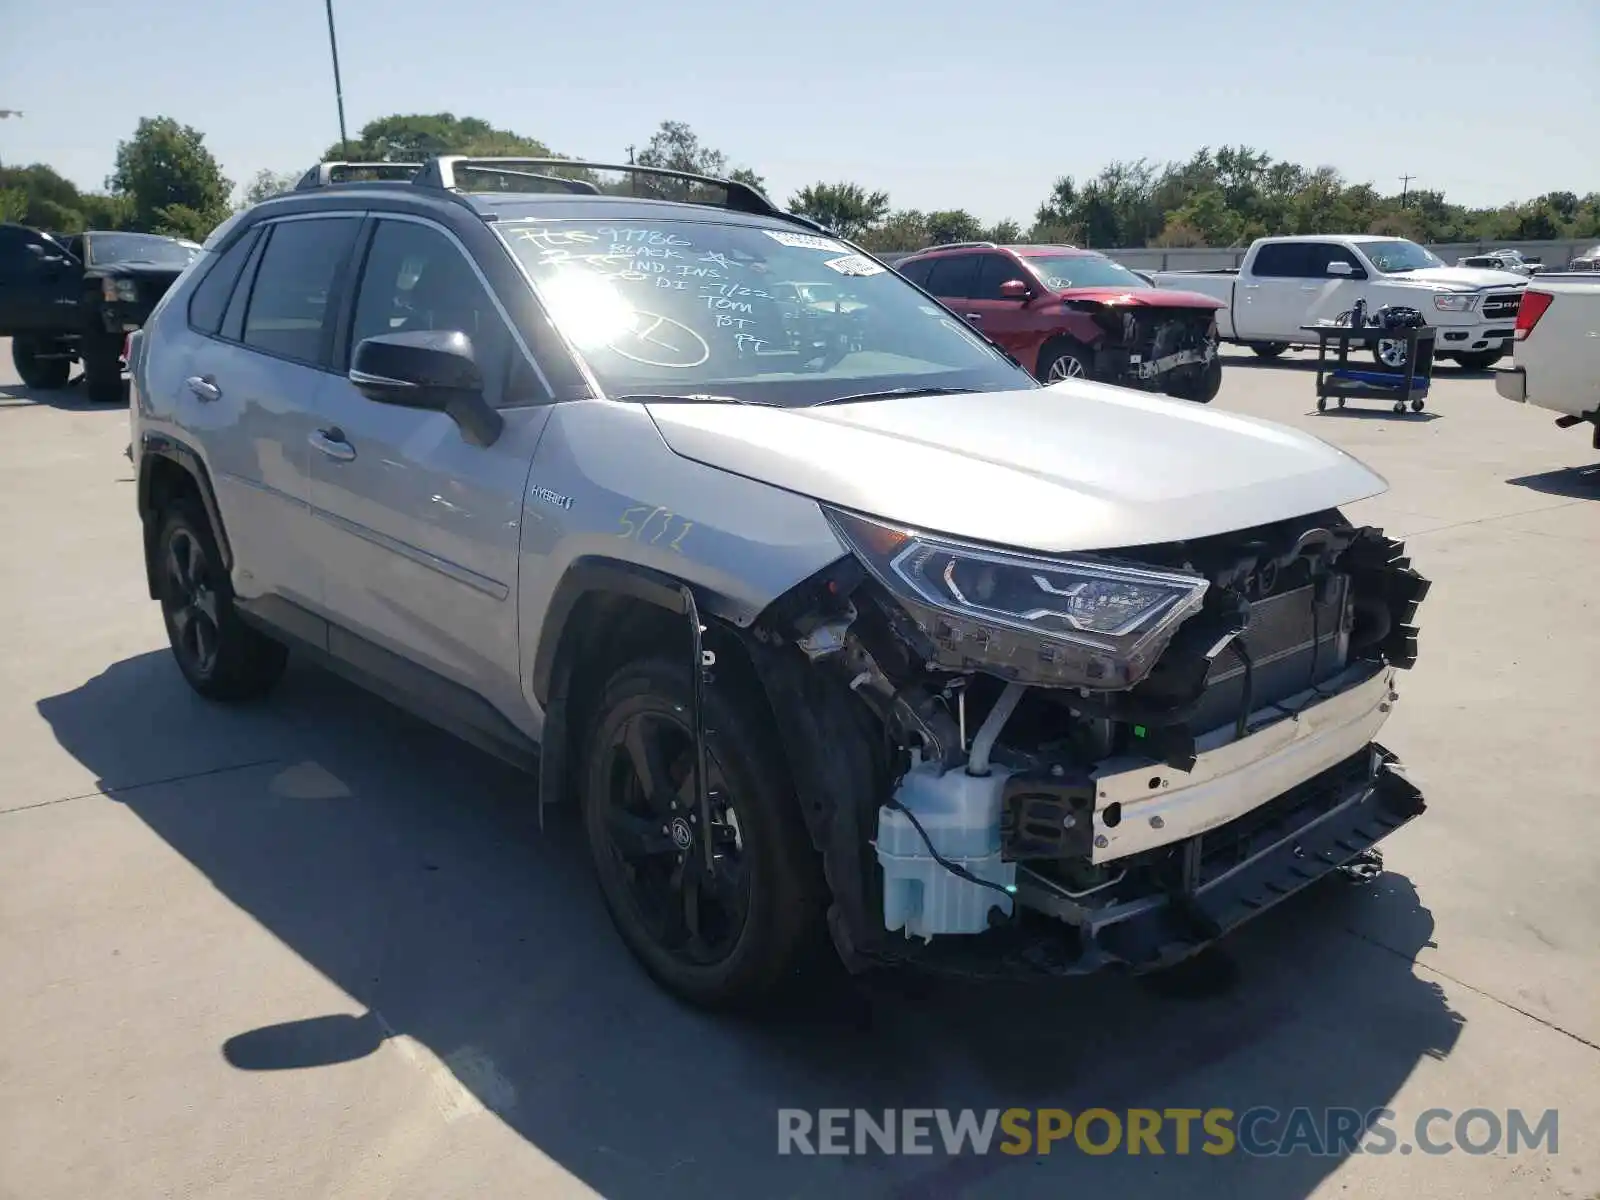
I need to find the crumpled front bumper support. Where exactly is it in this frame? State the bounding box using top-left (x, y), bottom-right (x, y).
top-left (898, 744), bottom-right (1424, 980)
top-left (1083, 746), bottom-right (1422, 973)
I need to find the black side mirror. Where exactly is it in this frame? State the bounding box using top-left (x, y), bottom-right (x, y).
top-left (349, 330), bottom-right (504, 447)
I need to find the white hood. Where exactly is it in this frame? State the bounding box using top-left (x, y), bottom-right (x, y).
top-left (645, 381), bottom-right (1389, 553)
top-left (1384, 265), bottom-right (1528, 291)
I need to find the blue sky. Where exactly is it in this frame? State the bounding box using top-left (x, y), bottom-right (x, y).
top-left (1, 0), bottom-right (1592, 223)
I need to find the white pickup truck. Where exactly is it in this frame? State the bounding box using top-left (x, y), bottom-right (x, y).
top-left (1495, 274), bottom-right (1600, 448)
top-left (1151, 235), bottom-right (1528, 370)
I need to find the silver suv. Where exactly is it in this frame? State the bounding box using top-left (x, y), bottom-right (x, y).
top-left (129, 157), bottom-right (1431, 1008)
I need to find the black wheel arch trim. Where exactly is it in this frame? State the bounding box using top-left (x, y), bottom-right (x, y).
top-left (138, 432), bottom-right (233, 595)
top-left (531, 556), bottom-right (721, 710)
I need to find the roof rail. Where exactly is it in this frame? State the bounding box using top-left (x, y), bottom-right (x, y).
top-left (927, 241), bottom-right (998, 252)
top-left (414, 155), bottom-right (787, 219)
top-left (293, 161), bottom-right (422, 190)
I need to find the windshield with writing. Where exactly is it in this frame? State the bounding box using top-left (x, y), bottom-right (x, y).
top-left (1020, 254), bottom-right (1148, 290)
top-left (86, 232), bottom-right (200, 269)
top-left (1362, 240), bottom-right (1443, 273)
top-left (496, 218), bottom-right (1033, 405)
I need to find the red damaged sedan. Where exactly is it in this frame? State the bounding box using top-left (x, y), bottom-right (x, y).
top-left (896, 243), bottom-right (1227, 402)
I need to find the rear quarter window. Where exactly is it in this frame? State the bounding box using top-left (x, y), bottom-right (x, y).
top-left (187, 228), bottom-right (262, 336)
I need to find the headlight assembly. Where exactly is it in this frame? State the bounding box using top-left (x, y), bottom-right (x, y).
top-left (825, 508), bottom-right (1209, 690)
top-left (1432, 293), bottom-right (1477, 313)
top-left (101, 278), bottom-right (138, 303)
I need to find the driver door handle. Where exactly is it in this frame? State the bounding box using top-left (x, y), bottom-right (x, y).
top-left (185, 375), bottom-right (221, 402)
top-left (309, 427), bottom-right (356, 462)
top-left (964, 312), bottom-right (983, 321)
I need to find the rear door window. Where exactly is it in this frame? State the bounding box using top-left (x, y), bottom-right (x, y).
top-left (925, 254), bottom-right (980, 298)
top-left (897, 257), bottom-right (935, 287)
top-left (240, 217), bottom-right (361, 366)
top-left (1250, 243), bottom-right (1312, 278)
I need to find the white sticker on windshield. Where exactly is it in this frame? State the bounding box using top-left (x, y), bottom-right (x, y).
top-left (822, 254), bottom-right (886, 277)
top-left (764, 231), bottom-right (849, 252)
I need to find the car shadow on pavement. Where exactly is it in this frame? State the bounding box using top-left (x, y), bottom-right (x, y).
top-left (1506, 463), bottom-right (1600, 499)
top-left (38, 651), bottom-right (1465, 1200)
top-left (0, 376), bottom-right (130, 410)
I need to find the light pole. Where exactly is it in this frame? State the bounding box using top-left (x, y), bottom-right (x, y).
top-left (323, 0), bottom-right (350, 158)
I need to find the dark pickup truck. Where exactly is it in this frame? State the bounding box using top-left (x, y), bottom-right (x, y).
top-left (0, 224), bottom-right (200, 401)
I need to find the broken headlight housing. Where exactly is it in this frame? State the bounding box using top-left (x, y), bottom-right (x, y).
top-left (825, 508), bottom-right (1209, 690)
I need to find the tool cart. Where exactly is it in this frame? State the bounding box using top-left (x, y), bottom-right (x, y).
top-left (1302, 319), bottom-right (1436, 414)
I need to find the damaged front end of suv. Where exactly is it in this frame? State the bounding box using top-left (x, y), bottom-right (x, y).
top-left (738, 503), bottom-right (1429, 979)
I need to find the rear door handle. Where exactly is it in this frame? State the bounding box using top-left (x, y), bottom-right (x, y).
top-left (309, 427), bottom-right (356, 462)
top-left (964, 312), bottom-right (983, 321)
top-left (185, 375), bottom-right (221, 402)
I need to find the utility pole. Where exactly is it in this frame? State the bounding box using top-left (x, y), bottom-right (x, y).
top-left (1399, 174), bottom-right (1415, 207)
top-left (324, 0), bottom-right (350, 158)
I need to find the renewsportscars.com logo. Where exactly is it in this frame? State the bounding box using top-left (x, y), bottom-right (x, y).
top-left (777, 1107), bottom-right (1560, 1158)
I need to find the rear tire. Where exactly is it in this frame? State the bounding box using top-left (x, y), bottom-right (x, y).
top-left (82, 331), bottom-right (124, 403)
top-left (1450, 350), bottom-right (1504, 371)
top-left (579, 655), bottom-right (826, 1010)
top-left (1248, 342), bottom-right (1290, 359)
top-left (155, 499), bottom-right (288, 701)
top-left (11, 336), bottom-right (71, 390)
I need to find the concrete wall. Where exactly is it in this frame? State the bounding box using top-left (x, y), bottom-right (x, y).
top-left (878, 239), bottom-right (1599, 271)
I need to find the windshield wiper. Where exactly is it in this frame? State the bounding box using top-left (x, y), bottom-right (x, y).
top-left (810, 386), bottom-right (972, 407)
top-left (612, 392), bottom-right (765, 406)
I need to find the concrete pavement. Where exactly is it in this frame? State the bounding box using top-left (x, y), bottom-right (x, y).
top-left (2, 343), bottom-right (1596, 1200)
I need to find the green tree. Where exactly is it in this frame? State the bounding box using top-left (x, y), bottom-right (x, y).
top-left (855, 208), bottom-right (927, 253)
top-left (324, 113), bottom-right (553, 162)
top-left (150, 204), bottom-right (213, 242)
top-left (108, 116), bottom-right (232, 235)
top-left (788, 181), bottom-right (890, 239)
top-left (985, 218), bottom-right (1022, 244)
top-left (243, 168), bottom-right (301, 205)
top-left (728, 166), bottom-right (769, 195)
top-left (924, 209), bottom-right (984, 245)
top-left (0, 187), bottom-right (28, 222)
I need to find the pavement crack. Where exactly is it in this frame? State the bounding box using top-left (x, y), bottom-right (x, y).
top-left (1399, 498), bottom-right (1589, 541)
top-left (0, 757), bottom-right (284, 815)
top-left (1343, 925), bottom-right (1600, 1053)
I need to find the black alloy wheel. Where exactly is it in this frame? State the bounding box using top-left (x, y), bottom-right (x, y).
top-left (594, 708), bottom-right (751, 967)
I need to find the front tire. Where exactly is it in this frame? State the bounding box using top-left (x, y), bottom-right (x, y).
top-left (580, 656), bottom-right (825, 1009)
top-left (1037, 339), bottom-right (1093, 384)
top-left (1248, 342), bottom-right (1290, 359)
top-left (155, 499), bottom-right (288, 701)
top-left (1451, 350), bottom-right (1504, 371)
top-left (1167, 356), bottom-right (1222, 403)
top-left (1372, 338), bottom-right (1411, 371)
top-left (11, 336), bottom-right (71, 390)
